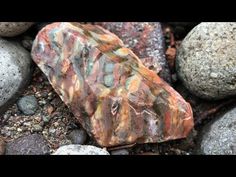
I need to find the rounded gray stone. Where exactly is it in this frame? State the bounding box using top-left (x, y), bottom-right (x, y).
top-left (17, 95), bottom-right (38, 115)
top-left (53, 145), bottom-right (110, 155)
top-left (0, 38), bottom-right (32, 114)
top-left (32, 124), bottom-right (43, 132)
top-left (176, 22), bottom-right (236, 100)
top-left (68, 129), bottom-right (87, 145)
top-left (0, 22), bottom-right (34, 37)
top-left (6, 134), bottom-right (50, 155)
top-left (197, 107), bottom-right (236, 155)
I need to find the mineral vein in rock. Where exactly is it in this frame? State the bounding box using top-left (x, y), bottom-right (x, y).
top-left (31, 22), bottom-right (194, 147)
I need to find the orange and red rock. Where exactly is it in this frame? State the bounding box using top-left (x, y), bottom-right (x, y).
top-left (31, 22), bottom-right (194, 147)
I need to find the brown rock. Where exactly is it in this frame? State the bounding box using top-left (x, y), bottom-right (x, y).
top-left (31, 22), bottom-right (194, 147)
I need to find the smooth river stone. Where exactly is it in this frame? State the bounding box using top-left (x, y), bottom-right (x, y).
top-left (31, 22), bottom-right (194, 147)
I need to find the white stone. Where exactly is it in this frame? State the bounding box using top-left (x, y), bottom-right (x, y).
top-left (53, 145), bottom-right (110, 155)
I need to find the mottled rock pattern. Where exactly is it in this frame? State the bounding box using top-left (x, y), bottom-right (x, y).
top-left (176, 22), bottom-right (236, 100)
top-left (6, 133), bottom-right (50, 155)
top-left (68, 129), bottom-right (87, 144)
top-left (17, 95), bottom-right (38, 115)
top-left (53, 145), bottom-right (109, 155)
top-left (198, 107), bottom-right (236, 155)
top-left (31, 22), bottom-right (194, 147)
top-left (0, 22), bottom-right (34, 37)
top-left (0, 38), bottom-right (32, 114)
top-left (96, 22), bottom-right (171, 83)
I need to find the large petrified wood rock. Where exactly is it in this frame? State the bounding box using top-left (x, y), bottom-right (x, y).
top-left (31, 22), bottom-right (194, 147)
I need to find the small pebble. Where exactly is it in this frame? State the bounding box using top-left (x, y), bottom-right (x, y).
top-left (54, 122), bottom-right (59, 127)
top-left (21, 127), bottom-right (27, 131)
top-left (39, 121), bottom-right (44, 127)
top-left (17, 128), bottom-right (23, 132)
top-left (49, 127), bottom-right (56, 134)
top-left (23, 122), bottom-right (31, 127)
top-left (68, 129), bottom-right (87, 145)
top-left (3, 114), bottom-right (9, 120)
top-left (171, 74), bottom-right (178, 82)
top-left (35, 92), bottom-right (41, 98)
top-left (32, 124), bottom-right (43, 132)
top-left (47, 105), bottom-right (54, 115)
top-left (42, 130), bottom-right (48, 136)
top-left (34, 117), bottom-right (42, 122)
top-left (47, 92), bottom-right (54, 100)
top-left (38, 100), bottom-right (47, 106)
top-left (42, 115), bottom-right (51, 123)
top-left (17, 95), bottom-right (38, 115)
top-left (41, 91), bottom-right (48, 98)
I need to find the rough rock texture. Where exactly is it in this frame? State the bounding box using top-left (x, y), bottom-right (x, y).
top-left (17, 95), bottom-right (38, 115)
top-left (0, 22), bottom-right (34, 37)
top-left (31, 22), bottom-right (194, 147)
top-left (0, 136), bottom-right (6, 155)
top-left (5, 133), bottom-right (50, 155)
top-left (0, 38), bottom-right (32, 114)
top-left (176, 22), bottom-right (236, 100)
top-left (68, 129), bottom-right (87, 144)
top-left (198, 107), bottom-right (236, 155)
top-left (96, 22), bottom-right (171, 83)
top-left (53, 145), bottom-right (109, 155)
